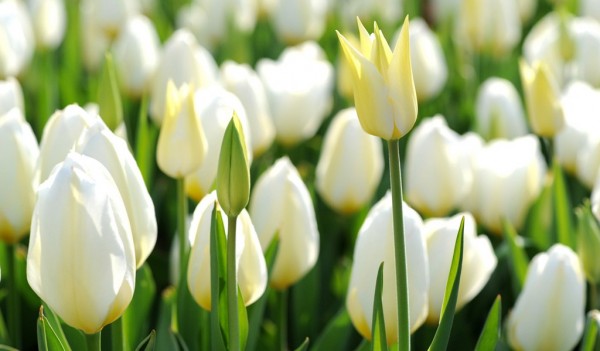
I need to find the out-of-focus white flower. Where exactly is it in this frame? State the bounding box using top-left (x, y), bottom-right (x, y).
top-left (425, 213), bottom-right (497, 323)
top-left (401, 18), bottom-right (447, 101)
top-left (524, 13), bottom-right (600, 88)
top-left (316, 108), bottom-right (383, 214)
top-left (80, 0), bottom-right (138, 38)
top-left (507, 244), bottom-right (585, 351)
top-left (461, 135), bottom-right (546, 234)
top-left (475, 77), bottom-right (528, 140)
top-left (406, 116), bottom-right (471, 217)
top-left (0, 108), bottom-right (38, 243)
top-left (581, 0), bottom-right (600, 22)
top-left (220, 61), bottom-right (274, 156)
top-left (430, 0), bottom-right (460, 23)
top-left (257, 41), bottom-right (333, 145)
top-left (80, 0), bottom-right (110, 71)
top-left (250, 157), bottom-right (319, 290)
top-left (0, 77), bottom-right (24, 116)
top-left (555, 81), bottom-right (600, 176)
top-left (346, 192), bottom-right (428, 345)
top-left (27, 0), bottom-right (65, 49)
top-left (0, 0), bottom-right (34, 78)
top-left (156, 82), bottom-right (207, 179)
top-left (35, 104), bottom-right (96, 184)
top-left (112, 15), bottom-right (160, 98)
top-left (150, 29), bottom-right (218, 125)
top-left (27, 152), bottom-right (136, 334)
top-left (270, 0), bottom-right (327, 43)
top-left (454, 0), bottom-right (521, 56)
top-left (185, 86), bottom-right (252, 201)
top-left (187, 191), bottom-right (267, 310)
top-left (75, 119), bottom-right (157, 268)
top-left (177, 0), bottom-right (257, 50)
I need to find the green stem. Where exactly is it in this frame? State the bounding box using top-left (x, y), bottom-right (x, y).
top-left (227, 215), bottom-right (240, 351)
top-left (85, 331), bottom-right (101, 351)
top-left (278, 289), bottom-right (288, 351)
top-left (111, 316), bottom-right (126, 351)
top-left (177, 178), bottom-right (188, 285)
top-left (387, 139), bottom-right (410, 351)
top-left (7, 244), bottom-right (21, 349)
top-left (592, 284), bottom-right (598, 311)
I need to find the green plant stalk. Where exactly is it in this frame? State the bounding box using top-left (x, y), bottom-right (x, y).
top-left (278, 289), bottom-right (288, 351)
top-left (111, 316), bottom-right (126, 351)
top-left (85, 331), bottom-right (101, 351)
top-left (177, 178), bottom-right (188, 283)
top-left (227, 215), bottom-right (240, 351)
top-left (7, 244), bottom-right (21, 349)
top-left (591, 284), bottom-right (598, 311)
top-left (387, 139), bottom-right (410, 351)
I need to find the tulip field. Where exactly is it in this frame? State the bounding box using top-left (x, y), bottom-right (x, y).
top-left (3, 0), bottom-right (600, 350)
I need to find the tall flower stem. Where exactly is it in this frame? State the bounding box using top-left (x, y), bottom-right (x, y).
top-left (177, 178), bottom-right (188, 283)
top-left (278, 289), bottom-right (288, 351)
top-left (85, 331), bottom-right (101, 351)
top-left (227, 215), bottom-right (240, 351)
top-left (7, 244), bottom-right (21, 349)
top-left (387, 139), bottom-right (410, 351)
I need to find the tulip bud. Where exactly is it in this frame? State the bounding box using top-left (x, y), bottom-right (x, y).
top-left (316, 108), bottom-right (384, 214)
top-left (405, 116), bottom-right (471, 217)
top-left (0, 108), bottom-right (39, 243)
top-left (556, 81), bottom-right (600, 175)
top-left (270, 0), bottom-right (327, 43)
top-left (507, 244), bottom-right (585, 351)
top-left (520, 60), bottom-right (565, 137)
top-left (96, 54), bottom-right (123, 131)
top-left (403, 18), bottom-right (447, 102)
top-left (0, 77), bottom-right (24, 116)
top-left (112, 15), bottom-right (160, 98)
top-left (425, 213), bottom-right (497, 323)
top-left (576, 203), bottom-right (600, 284)
top-left (217, 113), bottom-right (250, 218)
top-left (475, 77), bottom-right (528, 140)
top-left (250, 157), bottom-right (319, 290)
top-left (75, 119), bottom-right (157, 268)
top-left (35, 104), bottom-right (96, 184)
top-left (185, 86), bottom-right (252, 201)
top-left (337, 17), bottom-right (418, 140)
top-left (257, 41), bottom-right (333, 146)
top-left (455, 0), bottom-right (521, 56)
top-left (27, 152), bottom-right (136, 334)
top-left (220, 61), bottom-right (274, 156)
top-left (187, 191), bottom-right (267, 310)
top-left (150, 29), bottom-right (218, 125)
top-left (27, 0), bottom-right (66, 49)
top-left (156, 81), bottom-right (207, 179)
top-left (462, 135), bottom-right (546, 234)
top-left (0, 0), bottom-right (34, 78)
top-left (346, 192), bottom-right (428, 345)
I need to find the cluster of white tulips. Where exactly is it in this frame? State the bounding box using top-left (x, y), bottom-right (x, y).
top-left (1, 0), bottom-right (600, 350)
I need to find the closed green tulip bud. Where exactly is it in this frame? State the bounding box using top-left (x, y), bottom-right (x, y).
top-left (337, 17), bottom-right (418, 140)
top-left (576, 203), bottom-right (600, 284)
top-left (27, 152), bottom-right (136, 334)
top-left (217, 113), bottom-right (250, 218)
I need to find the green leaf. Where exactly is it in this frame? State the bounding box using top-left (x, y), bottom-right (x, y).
top-left (37, 306), bottom-right (67, 351)
top-left (552, 160), bottom-right (575, 249)
top-left (238, 287), bottom-right (249, 351)
top-left (580, 310), bottom-right (600, 351)
top-left (123, 264), bottom-right (157, 349)
top-left (210, 206), bottom-right (227, 351)
top-left (41, 304), bottom-right (72, 351)
top-left (134, 95), bottom-right (157, 187)
top-left (474, 296), bottom-right (501, 351)
top-left (97, 53), bottom-right (123, 131)
top-left (576, 203), bottom-right (600, 284)
top-left (134, 330), bottom-right (156, 351)
top-left (503, 219), bottom-right (530, 294)
top-left (428, 216), bottom-right (465, 351)
top-left (311, 308), bottom-right (353, 351)
top-left (524, 179), bottom-right (553, 250)
top-left (294, 338), bottom-right (310, 351)
top-left (155, 287), bottom-right (179, 351)
top-left (371, 263), bottom-right (388, 351)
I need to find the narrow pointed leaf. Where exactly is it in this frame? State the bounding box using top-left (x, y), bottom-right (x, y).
top-left (123, 264), bottom-right (156, 350)
top-left (210, 205), bottom-right (227, 351)
top-left (294, 338), bottom-right (310, 351)
top-left (97, 53), bottom-right (123, 130)
top-left (474, 296), bottom-right (502, 351)
top-left (553, 160), bottom-right (574, 249)
top-left (524, 180), bottom-right (553, 250)
top-left (428, 217), bottom-right (465, 351)
top-left (503, 219), bottom-right (529, 293)
top-left (134, 330), bottom-right (156, 351)
top-left (37, 306), bottom-right (67, 351)
top-left (155, 287), bottom-right (179, 351)
top-left (371, 263), bottom-right (388, 351)
top-left (40, 304), bottom-right (71, 351)
top-left (238, 287), bottom-right (249, 351)
top-left (580, 310), bottom-right (600, 351)
top-left (312, 308), bottom-right (353, 351)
